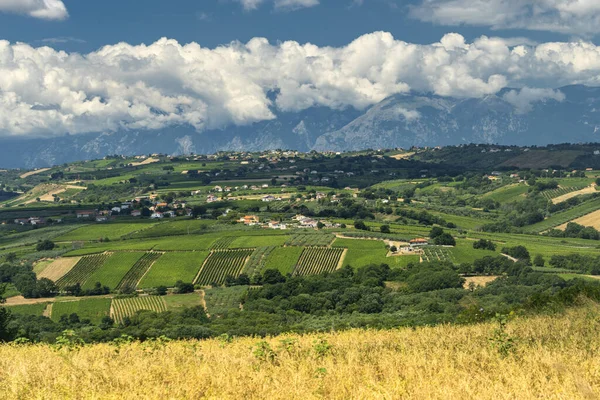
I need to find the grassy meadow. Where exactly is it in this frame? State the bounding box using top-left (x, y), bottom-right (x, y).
top-left (1, 305), bottom-right (599, 399)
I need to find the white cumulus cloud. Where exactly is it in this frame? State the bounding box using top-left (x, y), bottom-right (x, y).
top-left (236, 0), bottom-right (319, 11)
top-left (411, 0), bottom-right (600, 36)
top-left (503, 87), bottom-right (566, 113)
top-left (1, 33), bottom-right (600, 138)
top-left (0, 0), bottom-right (68, 20)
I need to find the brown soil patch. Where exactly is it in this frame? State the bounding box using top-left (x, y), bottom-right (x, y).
top-left (464, 276), bottom-right (498, 289)
top-left (19, 168), bottom-right (51, 179)
top-left (557, 208), bottom-right (600, 231)
top-left (131, 157), bottom-right (160, 167)
top-left (38, 257), bottom-right (81, 281)
top-left (4, 296), bottom-right (56, 306)
top-left (552, 185), bottom-right (597, 204)
top-left (390, 152), bottom-right (415, 160)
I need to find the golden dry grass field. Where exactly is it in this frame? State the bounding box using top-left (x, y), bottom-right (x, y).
top-left (1, 305), bottom-right (600, 399)
top-left (557, 208), bottom-right (600, 231)
top-left (552, 184), bottom-right (597, 204)
top-left (37, 257), bottom-right (81, 281)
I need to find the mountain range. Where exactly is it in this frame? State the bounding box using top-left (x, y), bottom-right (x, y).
top-left (2, 85), bottom-right (600, 169)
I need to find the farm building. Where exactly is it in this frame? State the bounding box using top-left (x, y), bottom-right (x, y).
top-left (131, 210), bottom-right (142, 217)
top-left (76, 210), bottom-right (96, 219)
top-left (262, 195), bottom-right (276, 202)
top-left (206, 195), bottom-right (218, 203)
top-left (240, 215), bottom-right (260, 225)
top-left (150, 212), bottom-right (164, 219)
top-left (409, 238), bottom-right (429, 247)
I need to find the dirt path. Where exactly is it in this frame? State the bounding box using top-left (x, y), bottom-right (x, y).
top-left (552, 184), bottom-right (597, 204)
top-left (336, 249), bottom-right (348, 269)
top-left (43, 304), bottom-right (53, 318)
top-left (19, 168), bottom-right (51, 179)
top-left (500, 253), bottom-right (518, 262)
top-left (4, 294), bottom-right (114, 306)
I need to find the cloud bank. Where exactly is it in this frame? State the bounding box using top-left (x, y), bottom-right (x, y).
top-left (411, 0), bottom-right (600, 36)
top-left (1, 32), bottom-right (600, 137)
top-left (0, 0), bottom-right (68, 20)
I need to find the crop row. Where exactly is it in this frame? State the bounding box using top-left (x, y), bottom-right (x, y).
top-left (211, 236), bottom-right (236, 249)
top-left (245, 246), bottom-right (276, 277)
top-left (195, 249), bottom-right (253, 286)
top-left (294, 248), bottom-right (344, 276)
top-left (286, 234), bottom-right (334, 247)
top-left (541, 186), bottom-right (585, 200)
top-left (111, 296), bottom-right (167, 324)
top-left (56, 253), bottom-right (111, 289)
top-left (117, 252), bottom-right (164, 290)
top-left (422, 247), bottom-right (455, 263)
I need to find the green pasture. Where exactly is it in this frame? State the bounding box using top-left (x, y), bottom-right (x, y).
top-left (82, 252), bottom-right (145, 290)
top-left (51, 298), bottom-right (111, 324)
top-left (139, 251), bottom-right (209, 288)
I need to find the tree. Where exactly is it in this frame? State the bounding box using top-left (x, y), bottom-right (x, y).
top-left (317, 221), bottom-right (325, 230)
top-left (380, 225), bottom-right (390, 234)
top-left (354, 220), bottom-right (369, 231)
top-left (156, 286), bottom-right (168, 296)
top-left (36, 240), bottom-right (55, 252)
top-left (262, 269), bottom-right (286, 285)
top-left (434, 233), bottom-right (456, 246)
top-left (4, 253), bottom-right (16, 263)
top-left (390, 245), bottom-right (398, 253)
top-left (174, 281), bottom-right (195, 294)
top-left (533, 254), bottom-right (545, 267)
top-left (429, 227), bottom-right (444, 239)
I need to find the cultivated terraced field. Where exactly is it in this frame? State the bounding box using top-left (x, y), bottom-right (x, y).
top-left (111, 296), bottom-right (167, 324)
top-left (294, 247), bottom-right (344, 276)
top-left (117, 252), bottom-right (163, 290)
top-left (195, 249), bottom-right (252, 286)
top-left (82, 252), bottom-right (145, 290)
top-left (55, 253), bottom-right (111, 289)
top-left (541, 186), bottom-right (586, 200)
top-left (527, 197), bottom-right (600, 232)
top-left (139, 252), bottom-right (209, 288)
top-left (264, 247), bottom-right (303, 275)
top-left (286, 233), bottom-right (334, 247)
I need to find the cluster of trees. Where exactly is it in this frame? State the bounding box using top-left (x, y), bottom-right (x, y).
top-left (0, 263), bottom-right (57, 298)
top-left (501, 246), bottom-right (531, 263)
top-left (396, 208), bottom-right (455, 228)
top-left (549, 254), bottom-right (600, 275)
top-left (472, 239), bottom-right (496, 251)
top-left (429, 227), bottom-right (456, 246)
top-left (546, 223), bottom-right (600, 241)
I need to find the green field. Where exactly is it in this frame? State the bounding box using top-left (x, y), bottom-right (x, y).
top-left (482, 184), bottom-right (529, 203)
top-left (195, 250), bottom-right (252, 286)
top-left (163, 293), bottom-right (203, 311)
top-left (139, 252), bottom-right (209, 288)
top-left (117, 252), bottom-right (163, 290)
top-left (56, 223), bottom-right (157, 242)
top-left (227, 235), bottom-right (289, 249)
top-left (51, 298), bottom-right (111, 324)
top-left (128, 220), bottom-right (216, 238)
top-left (3, 303), bottom-right (48, 316)
top-left (82, 252), bottom-right (145, 290)
top-left (263, 247), bottom-right (303, 275)
top-left (294, 247), bottom-right (344, 275)
top-left (111, 296), bottom-right (167, 323)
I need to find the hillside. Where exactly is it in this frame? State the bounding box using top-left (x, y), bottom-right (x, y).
top-left (3, 85), bottom-right (600, 168)
top-left (0, 305), bottom-right (598, 399)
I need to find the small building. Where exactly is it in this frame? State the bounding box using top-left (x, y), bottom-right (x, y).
top-left (262, 195), bottom-right (276, 202)
top-left (131, 210), bottom-right (142, 217)
top-left (76, 210), bottom-right (96, 219)
top-left (150, 212), bottom-right (164, 219)
top-left (96, 216), bottom-right (108, 222)
top-left (14, 218), bottom-right (29, 225)
top-left (409, 238), bottom-right (429, 247)
top-left (207, 195), bottom-right (218, 203)
top-left (240, 215), bottom-right (259, 225)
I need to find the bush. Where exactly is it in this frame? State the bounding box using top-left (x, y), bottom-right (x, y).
top-left (473, 239), bottom-right (496, 251)
top-left (36, 240), bottom-right (55, 252)
top-left (433, 233), bottom-right (456, 246)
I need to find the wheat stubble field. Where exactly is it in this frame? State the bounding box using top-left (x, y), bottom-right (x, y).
top-left (0, 305), bottom-right (599, 399)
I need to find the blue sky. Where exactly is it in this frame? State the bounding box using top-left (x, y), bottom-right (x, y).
top-left (1, 0), bottom-right (600, 138)
top-left (0, 0), bottom-right (579, 52)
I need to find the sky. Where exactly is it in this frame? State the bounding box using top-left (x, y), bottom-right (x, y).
top-left (1, 0), bottom-right (600, 138)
